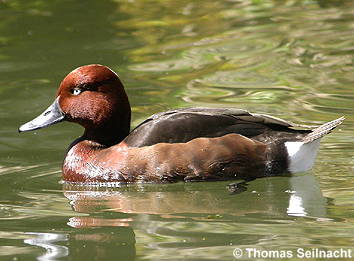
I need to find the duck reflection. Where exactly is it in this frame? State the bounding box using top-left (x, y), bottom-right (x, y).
top-left (63, 174), bottom-right (327, 225)
top-left (52, 174), bottom-right (328, 261)
top-left (22, 175), bottom-right (328, 261)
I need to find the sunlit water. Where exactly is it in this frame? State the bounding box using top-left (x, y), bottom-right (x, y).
top-left (1, 0), bottom-right (354, 260)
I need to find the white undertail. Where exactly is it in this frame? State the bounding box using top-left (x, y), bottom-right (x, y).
top-left (285, 117), bottom-right (344, 173)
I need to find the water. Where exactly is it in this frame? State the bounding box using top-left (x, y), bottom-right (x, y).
top-left (1, 0), bottom-right (354, 260)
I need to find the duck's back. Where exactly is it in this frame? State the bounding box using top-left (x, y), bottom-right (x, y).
top-left (124, 107), bottom-right (311, 147)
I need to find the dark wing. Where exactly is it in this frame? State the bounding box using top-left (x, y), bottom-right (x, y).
top-left (124, 107), bottom-right (313, 147)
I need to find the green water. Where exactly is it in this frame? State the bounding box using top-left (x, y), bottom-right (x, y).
top-left (1, 0), bottom-right (354, 260)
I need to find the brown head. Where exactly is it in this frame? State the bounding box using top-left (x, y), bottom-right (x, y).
top-left (19, 64), bottom-right (131, 145)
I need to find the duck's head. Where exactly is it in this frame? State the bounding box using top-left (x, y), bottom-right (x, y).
top-left (19, 64), bottom-right (131, 143)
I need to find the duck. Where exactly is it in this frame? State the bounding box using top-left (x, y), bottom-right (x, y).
top-left (19, 64), bottom-right (344, 184)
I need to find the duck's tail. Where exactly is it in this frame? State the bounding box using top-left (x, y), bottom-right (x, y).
top-left (302, 116), bottom-right (345, 143)
top-left (285, 116), bottom-right (344, 173)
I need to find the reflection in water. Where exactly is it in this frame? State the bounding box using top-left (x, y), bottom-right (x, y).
top-left (287, 194), bottom-right (306, 217)
top-left (287, 175), bottom-right (327, 217)
top-left (58, 175), bottom-right (329, 260)
top-left (24, 233), bottom-right (68, 261)
top-left (68, 216), bottom-right (133, 228)
top-left (63, 174), bottom-right (327, 222)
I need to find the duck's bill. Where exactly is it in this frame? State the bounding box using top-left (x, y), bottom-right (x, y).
top-left (19, 97), bottom-right (65, 132)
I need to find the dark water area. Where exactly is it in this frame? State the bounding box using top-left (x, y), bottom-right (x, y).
top-left (0, 0), bottom-right (354, 260)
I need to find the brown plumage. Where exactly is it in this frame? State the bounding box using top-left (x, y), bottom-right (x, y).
top-left (19, 64), bottom-right (344, 184)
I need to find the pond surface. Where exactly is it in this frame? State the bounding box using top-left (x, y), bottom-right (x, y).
top-left (1, 0), bottom-right (354, 260)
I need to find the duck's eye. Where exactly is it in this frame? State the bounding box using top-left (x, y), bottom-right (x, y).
top-left (71, 88), bottom-right (82, 95)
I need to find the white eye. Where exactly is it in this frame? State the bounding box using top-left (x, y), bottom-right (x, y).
top-left (72, 88), bottom-right (82, 95)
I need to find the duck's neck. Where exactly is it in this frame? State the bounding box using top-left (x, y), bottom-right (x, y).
top-left (83, 127), bottom-right (129, 147)
top-left (83, 112), bottom-right (131, 147)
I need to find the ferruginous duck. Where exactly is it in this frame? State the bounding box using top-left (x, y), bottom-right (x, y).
top-left (19, 64), bottom-right (344, 184)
